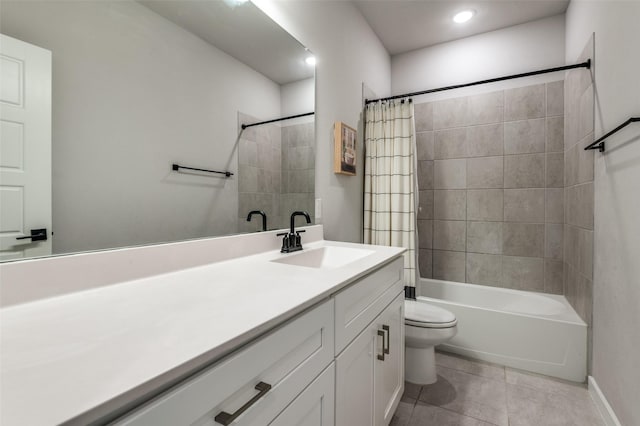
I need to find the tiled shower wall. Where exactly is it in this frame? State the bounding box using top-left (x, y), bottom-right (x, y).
top-left (238, 114), bottom-right (314, 233)
top-left (416, 81), bottom-right (566, 295)
top-left (238, 112), bottom-right (283, 233)
top-left (563, 38), bottom-right (594, 329)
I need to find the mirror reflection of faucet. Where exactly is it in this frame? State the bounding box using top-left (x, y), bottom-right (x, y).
top-left (277, 211), bottom-right (311, 253)
top-left (246, 210), bottom-right (267, 232)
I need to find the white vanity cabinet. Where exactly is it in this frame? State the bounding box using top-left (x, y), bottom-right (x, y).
top-left (113, 255), bottom-right (404, 426)
top-left (113, 300), bottom-right (334, 426)
top-left (334, 258), bottom-right (405, 426)
top-left (1, 224), bottom-right (411, 426)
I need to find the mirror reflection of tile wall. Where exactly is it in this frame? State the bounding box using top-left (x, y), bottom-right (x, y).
top-left (281, 121), bottom-right (315, 228)
top-left (238, 114), bottom-right (314, 233)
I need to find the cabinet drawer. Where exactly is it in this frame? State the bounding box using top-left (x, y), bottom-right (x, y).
top-left (334, 257), bottom-right (403, 355)
top-left (115, 300), bottom-right (334, 426)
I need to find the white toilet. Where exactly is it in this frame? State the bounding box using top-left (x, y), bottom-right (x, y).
top-left (404, 299), bottom-right (458, 384)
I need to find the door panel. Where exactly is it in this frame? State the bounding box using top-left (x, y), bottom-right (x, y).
top-left (0, 55), bottom-right (22, 106)
top-left (375, 293), bottom-right (405, 425)
top-left (269, 363), bottom-right (334, 426)
top-left (335, 322), bottom-right (377, 426)
top-left (0, 34), bottom-right (52, 260)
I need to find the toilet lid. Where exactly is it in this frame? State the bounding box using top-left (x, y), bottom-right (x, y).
top-left (405, 300), bottom-right (456, 327)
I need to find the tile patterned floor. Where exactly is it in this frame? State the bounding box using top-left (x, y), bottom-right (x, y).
top-left (392, 351), bottom-right (604, 426)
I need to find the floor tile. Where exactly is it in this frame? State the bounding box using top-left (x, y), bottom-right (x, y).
top-left (436, 351), bottom-right (506, 381)
top-left (390, 397), bottom-right (416, 426)
top-left (505, 368), bottom-right (588, 400)
top-left (418, 366), bottom-right (508, 426)
top-left (506, 383), bottom-right (603, 426)
top-left (395, 359), bottom-right (603, 426)
top-left (408, 401), bottom-right (496, 426)
top-left (404, 381), bottom-right (422, 400)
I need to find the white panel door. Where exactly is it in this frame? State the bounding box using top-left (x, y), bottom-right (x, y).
top-left (0, 34), bottom-right (52, 260)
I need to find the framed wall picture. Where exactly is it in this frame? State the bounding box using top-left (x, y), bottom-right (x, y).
top-left (333, 121), bottom-right (357, 175)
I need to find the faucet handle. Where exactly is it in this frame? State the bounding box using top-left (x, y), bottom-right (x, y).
top-left (277, 232), bottom-right (292, 253)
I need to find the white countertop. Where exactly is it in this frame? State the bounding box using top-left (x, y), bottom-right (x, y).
top-left (0, 239), bottom-right (404, 425)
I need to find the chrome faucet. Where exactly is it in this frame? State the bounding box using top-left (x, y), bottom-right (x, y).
top-left (246, 210), bottom-right (267, 232)
top-left (277, 211), bottom-right (311, 253)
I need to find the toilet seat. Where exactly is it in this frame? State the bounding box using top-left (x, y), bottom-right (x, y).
top-left (405, 300), bottom-right (457, 329)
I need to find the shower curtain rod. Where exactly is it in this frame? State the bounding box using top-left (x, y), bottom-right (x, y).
top-left (365, 60), bottom-right (591, 104)
top-left (241, 111), bottom-right (314, 129)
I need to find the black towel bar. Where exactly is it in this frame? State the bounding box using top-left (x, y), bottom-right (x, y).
top-left (584, 117), bottom-right (640, 152)
top-left (172, 163), bottom-right (233, 177)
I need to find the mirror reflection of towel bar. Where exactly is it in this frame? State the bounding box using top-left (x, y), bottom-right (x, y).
top-left (172, 163), bottom-right (233, 177)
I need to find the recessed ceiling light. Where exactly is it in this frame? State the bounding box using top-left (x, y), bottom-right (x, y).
top-left (305, 56), bottom-right (316, 66)
top-left (453, 10), bottom-right (475, 24)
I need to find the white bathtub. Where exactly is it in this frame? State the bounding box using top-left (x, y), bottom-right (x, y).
top-left (418, 278), bottom-right (587, 382)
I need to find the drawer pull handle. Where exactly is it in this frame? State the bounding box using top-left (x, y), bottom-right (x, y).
top-left (382, 325), bottom-right (390, 355)
top-left (214, 381), bottom-right (272, 425)
top-left (377, 329), bottom-right (385, 361)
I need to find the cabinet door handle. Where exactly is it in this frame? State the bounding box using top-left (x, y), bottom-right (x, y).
top-left (15, 228), bottom-right (47, 242)
top-left (214, 381), bottom-right (272, 425)
top-left (377, 329), bottom-right (385, 361)
top-left (382, 325), bottom-right (390, 355)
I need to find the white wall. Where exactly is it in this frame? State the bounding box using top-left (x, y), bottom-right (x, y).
top-left (280, 77), bottom-right (315, 125)
top-left (565, 2), bottom-right (640, 425)
top-left (391, 14), bottom-right (566, 103)
top-left (1, 1), bottom-right (281, 254)
top-left (254, 0), bottom-right (391, 242)
top-left (281, 77), bottom-right (315, 116)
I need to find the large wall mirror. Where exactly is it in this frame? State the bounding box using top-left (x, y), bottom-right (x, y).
top-left (0, 0), bottom-right (315, 261)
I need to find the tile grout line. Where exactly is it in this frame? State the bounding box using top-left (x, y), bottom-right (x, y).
top-left (502, 90), bottom-right (507, 287)
top-left (434, 363), bottom-right (507, 383)
top-left (503, 351), bottom-right (512, 424)
top-left (544, 82), bottom-right (549, 292)
top-left (416, 399), bottom-right (506, 426)
top-left (435, 360), bottom-right (507, 384)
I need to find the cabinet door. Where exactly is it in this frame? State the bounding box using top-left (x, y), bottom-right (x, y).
top-left (374, 293), bottom-right (405, 426)
top-left (269, 363), bottom-right (335, 426)
top-left (334, 258), bottom-right (404, 354)
top-left (335, 321), bottom-right (378, 426)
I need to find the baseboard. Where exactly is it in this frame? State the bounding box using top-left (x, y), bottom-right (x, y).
top-left (588, 376), bottom-right (622, 426)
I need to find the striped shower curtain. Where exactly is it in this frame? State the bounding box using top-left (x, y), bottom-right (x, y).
top-left (364, 100), bottom-right (418, 288)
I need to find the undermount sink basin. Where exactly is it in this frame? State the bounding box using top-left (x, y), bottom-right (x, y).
top-left (272, 246), bottom-right (375, 269)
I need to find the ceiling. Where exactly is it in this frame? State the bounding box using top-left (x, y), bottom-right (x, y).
top-left (353, 0), bottom-right (570, 55)
top-left (139, 0), bottom-right (313, 85)
top-left (139, 1), bottom-right (569, 81)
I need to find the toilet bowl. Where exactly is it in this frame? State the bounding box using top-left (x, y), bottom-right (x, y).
top-left (404, 299), bottom-right (458, 384)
